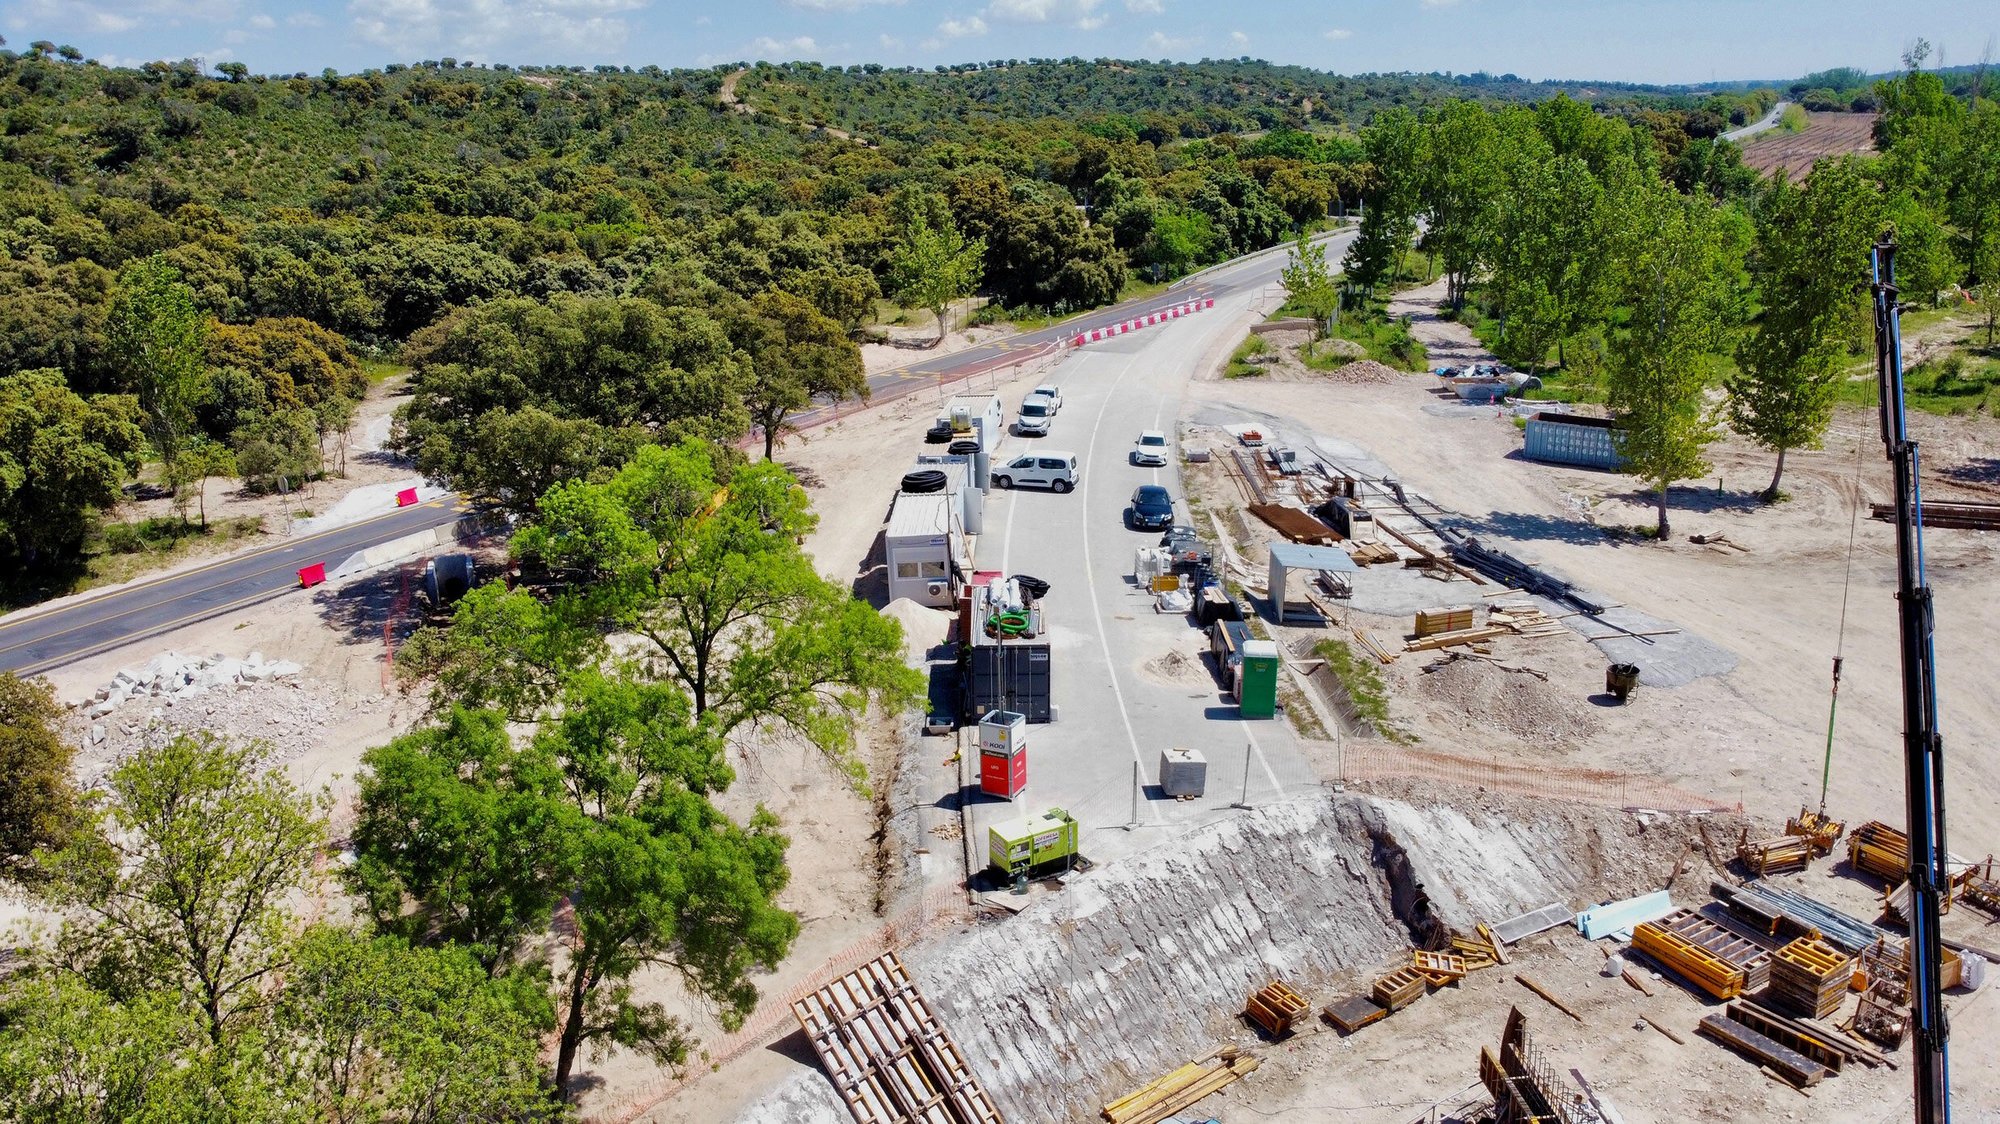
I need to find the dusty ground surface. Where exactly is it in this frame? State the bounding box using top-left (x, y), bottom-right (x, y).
top-left (1741, 112), bottom-right (1881, 179)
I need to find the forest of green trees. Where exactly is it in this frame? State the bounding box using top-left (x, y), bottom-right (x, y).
top-left (2, 36), bottom-right (1999, 1117)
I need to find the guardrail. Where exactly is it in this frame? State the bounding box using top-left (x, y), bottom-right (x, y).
top-left (1068, 296), bottom-right (1216, 347)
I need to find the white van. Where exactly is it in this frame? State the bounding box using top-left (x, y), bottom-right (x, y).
top-left (1013, 393), bottom-right (1056, 436)
top-left (992, 451), bottom-right (1080, 493)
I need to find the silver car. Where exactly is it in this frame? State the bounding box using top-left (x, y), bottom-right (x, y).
top-left (1132, 431), bottom-right (1169, 467)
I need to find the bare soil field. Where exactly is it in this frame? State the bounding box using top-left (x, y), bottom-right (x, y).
top-left (1741, 112), bottom-right (1880, 178)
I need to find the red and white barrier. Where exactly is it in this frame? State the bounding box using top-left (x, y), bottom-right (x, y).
top-left (1070, 295), bottom-right (1217, 348)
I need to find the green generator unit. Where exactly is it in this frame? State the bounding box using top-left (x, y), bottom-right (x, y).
top-left (988, 807), bottom-right (1080, 880)
top-left (1238, 639), bottom-right (1280, 718)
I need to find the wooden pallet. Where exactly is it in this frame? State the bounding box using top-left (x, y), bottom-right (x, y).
top-left (791, 951), bottom-right (1004, 1124)
top-left (1847, 820), bottom-right (1910, 883)
top-left (1372, 966), bottom-right (1428, 1011)
top-left (1323, 995), bottom-right (1389, 1034)
top-left (1737, 829), bottom-right (1812, 877)
top-left (1632, 909), bottom-right (1771, 1000)
top-left (1411, 949), bottom-right (1468, 985)
top-left (1769, 935), bottom-right (1852, 1019)
top-left (1245, 980), bottom-right (1310, 1038)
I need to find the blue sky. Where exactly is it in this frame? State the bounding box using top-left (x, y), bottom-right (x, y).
top-left (4, 0), bottom-right (1993, 86)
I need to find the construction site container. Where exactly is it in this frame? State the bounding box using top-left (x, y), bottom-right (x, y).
top-left (1210, 619), bottom-right (1252, 693)
top-left (987, 808), bottom-right (1079, 878)
top-left (961, 643), bottom-right (1051, 723)
top-left (1238, 639), bottom-right (1280, 719)
top-left (885, 492), bottom-right (963, 608)
top-left (978, 710), bottom-right (1028, 799)
top-left (1524, 413), bottom-right (1627, 470)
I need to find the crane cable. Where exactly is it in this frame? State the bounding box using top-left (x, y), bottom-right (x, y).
top-left (1818, 434), bottom-right (1867, 817)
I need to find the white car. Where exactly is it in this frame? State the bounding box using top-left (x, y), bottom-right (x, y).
top-left (1031, 384), bottom-right (1063, 412)
top-left (1014, 393), bottom-right (1056, 436)
top-left (1132, 431), bottom-right (1170, 467)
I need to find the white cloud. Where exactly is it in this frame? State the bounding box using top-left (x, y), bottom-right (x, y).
top-left (286, 10), bottom-right (325, 26)
top-left (348, 0), bottom-right (650, 56)
top-left (20, 0), bottom-right (245, 34)
top-left (247, 12), bottom-right (275, 29)
top-left (1421, 0), bottom-right (1460, 6)
top-left (937, 14), bottom-right (987, 36)
top-left (784, 0), bottom-right (905, 9)
top-left (1229, 29), bottom-right (1248, 46)
top-left (878, 32), bottom-right (902, 48)
top-left (1323, 27), bottom-right (1352, 40)
top-left (985, 0), bottom-right (1103, 25)
top-left (1076, 14), bottom-right (1107, 29)
top-left (751, 35), bottom-right (817, 56)
top-left (1125, 0), bottom-right (1162, 12)
top-left (694, 13), bottom-right (711, 24)
top-left (1143, 29), bottom-right (1194, 53)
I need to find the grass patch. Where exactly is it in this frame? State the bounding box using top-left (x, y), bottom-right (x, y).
top-left (1224, 334), bottom-right (1269, 378)
top-left (1328, 311), bottom-right (1427, 371)
top-left (1313, 638), bottom-right (1411, 743)
top-left (1281, 680), bottom-right (1329, 740)
top-left (360, 358), bottom-right (407, 385)
top-left (1778, 104), bottom-right (1809, 132)
top-left (1117, 276), bottom-right (1174, 303)
top-left (967, 303), bottom-right (1064, 332)
top-left (1832, 351), bottom-right (2000, 416)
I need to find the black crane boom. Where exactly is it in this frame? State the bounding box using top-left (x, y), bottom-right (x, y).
top-left (1871, 233), bottom-right (1950, 1124)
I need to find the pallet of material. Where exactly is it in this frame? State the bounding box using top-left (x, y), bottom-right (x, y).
top-left (1737, 830), bottom-right (1812, 877)
top-left (1414, 605), bottom-right (1476, 637)
top-left (1347, 541), bottom-right (1399, 566)
top-left (1245, 980), bottom-right (1310, 1038)
top-left (1323, 995), bottom-right (1390, 1034)
top-left (1411, 949), bottom-right (1468, 985)
top-left (1101, 1050), bottom-right (1260, 1124)
top-left (1856, 935), bottom-right (1962, 994)
top-left (1372, 966), bottom-right (1429, 1011)
top-left (1697, 1014), bottom-right (1830, 1088)
top-left (1785, 807), bottom-right (1846, 856)
top-left (791, 951), bottom-right (1004, 1124)
top-left (1632, 909), bottom-right (1771, 1000)
top-left (1847, 820), bottom-right (1910, 883)
top-left (1769, 935), bottom-right (1853, 1019)
top-left (1404, 625), bottom-right (1510, 653)
top-left (1854, 982), bottom-right (1911, 1048)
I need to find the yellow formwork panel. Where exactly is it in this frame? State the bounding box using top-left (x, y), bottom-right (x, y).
top-left (1634, 921), bottom-right (1747, 999)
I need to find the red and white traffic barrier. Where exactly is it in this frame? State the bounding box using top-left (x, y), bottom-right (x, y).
top-left (1070, 296), bottom-right (1216, 347)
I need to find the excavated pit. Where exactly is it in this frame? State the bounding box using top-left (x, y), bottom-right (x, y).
top-left (737, 787), bottom-right (1737, 1124)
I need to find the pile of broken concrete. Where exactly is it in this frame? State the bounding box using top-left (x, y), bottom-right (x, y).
top-left (82, 651), bottom-right (303, 719)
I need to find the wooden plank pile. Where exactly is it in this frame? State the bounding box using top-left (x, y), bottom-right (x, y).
top-left (1244, 980), bottom-right (1310, 1039)
top-left (1323, 927), bottom-right (1506, 1036)
top-left (1347, 540), bottom-right (1400, 566)
top-left (1404, 625), bottom-right (1510, 653)
top-left (1847, 820), bottom-right (1910, 883)
top-left (1870, 499), bottom-right (2000, 531)
top-left (1728, 1000), bottom-right (1893, 1070)
top-left (1100, 1048), bottom-right (1260, 1124)
top-left (1697, 1014), bottom-right (1829, 1088)
top-left (1349, 625), bottom-right (1398, 665)
top-left (1632, 908), bottom-right (1772, 1000)
top-left (1769, 935), bottom-right (1853, 1019)
top-left (791, 951), bottom-right (1004, 1124)
top-left (1414, 604), bottom-right (1476, 637)
top-left (1736, 829), bottom-right (1812, 877)
top-left (1784, 807), bottom-right (1846, 856)
top-left (1248, 502), bottom-right (1339, 546)
top-left (1486, 602), bottom-right (1569, 638)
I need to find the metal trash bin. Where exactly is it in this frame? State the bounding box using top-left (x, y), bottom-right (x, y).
top-left (1606, 663), bottom-right (1640, 702)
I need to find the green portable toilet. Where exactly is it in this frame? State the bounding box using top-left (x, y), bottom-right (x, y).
top-left (1238, 639), bottom-right (1280, 719)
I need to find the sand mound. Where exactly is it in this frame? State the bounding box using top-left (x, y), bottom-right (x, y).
top-left (1411, 654), bottom-right (1599, 744)
top-left (1139, 648), bottom-right (1215, 688)
top-left (880, 598), bottom-right (952, 665)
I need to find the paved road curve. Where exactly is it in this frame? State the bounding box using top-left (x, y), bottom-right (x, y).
top-left (0, 229), bottom-right (1335, 677)
top-left (1721, 100), bottom-right (1791, 144)
top-left (0, 496), bottom-right (468, 676)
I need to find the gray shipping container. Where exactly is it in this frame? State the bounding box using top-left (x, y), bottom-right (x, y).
top-left (1523, 412), bottom-right (1627, 470)
top-left (961, 643), bottom-right (1052, 723)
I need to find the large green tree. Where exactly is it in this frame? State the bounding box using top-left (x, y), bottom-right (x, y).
top-left (1728, 157), bottom-right (1880, 500)
top-left (727, 290), bottom-right (869, 460)
top-left (1279, 231), bottom-right (1339, 336)
top-left (1608, 186), bottom-right (1743, 538)
top-left (1341, 107), bottom-right (1425, 297)
top-left (0, 674), bottom-right (79, 886)
top-left (106, 257), bottom-right (208, 500)
top-left (0, 369), bottom-right (146, 567)
top-left (887, 204), bottom-right (985, 345)
top-left (1418, 99), bottom-right (1503, 312)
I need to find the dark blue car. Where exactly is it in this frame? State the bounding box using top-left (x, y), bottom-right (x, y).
top-left (1128, 485), bottom-right (1174, 530)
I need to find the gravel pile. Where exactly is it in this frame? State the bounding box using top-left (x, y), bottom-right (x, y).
top-left (1412, 655), bottom-right (1599, 745)
top-left (1327, 359), bottom-right (1404, 383)
top-left (80, 651), bottom-right (303, 718)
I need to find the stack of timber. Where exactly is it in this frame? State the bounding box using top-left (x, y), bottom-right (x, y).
top-left (1349, 626), bottom-right (1398, 665)
top-left (1715, 881), bottom-right (1895, 955)
top-left (1737, 829), bottom-right (1812, 877)
top-left (1768, 935), bottom-right (1854, 1019)
top-left (1450, 931), bottom-right (1503, 970)
top-left (1870, 499), bottom-right (2000, 531)
top-left (1697, 1014), bottom-right (1830, 1088)
top-left (1847, 820), bottom-right (1910, 883)
top-left (1486, 602), bottom-right (1570, 639)
top-left (1404, 625), bottom-right (1511, 653)
top-left (791, 952), bottom-right (1004, 1124)
top-left (1371, 966), bottom-right (1428, 1012)
top-left (1478, 1008), bottom-right (1590, 1124)
top-left (1414, 605), bottom-right (1476, 638)
top-left (1785, 808), bottom-right (1846, 856)
top-left (1248, 503), bottom-right (1340, 546)
top-left (1347, 540), bottom-right (1400, 566)
top-left (1100, 1049), bottom-right (1260, 1124)
top-left (1631, 908), bottom-right (1771, 1000)
top-left (1727, 1000), bottom-right (1892, 1070)
top-left (1244, 980), bottom-right (1310, 1038)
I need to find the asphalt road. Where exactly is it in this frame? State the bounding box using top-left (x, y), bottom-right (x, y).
top-left (0, 496), bottom-right (469, 677)
top-left (1721, 100), bottom-right (1790, 143)
top-left (0, 228), bottom-right (1337, 679)
top-left (962, 226), bottom-right (1362, 871)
